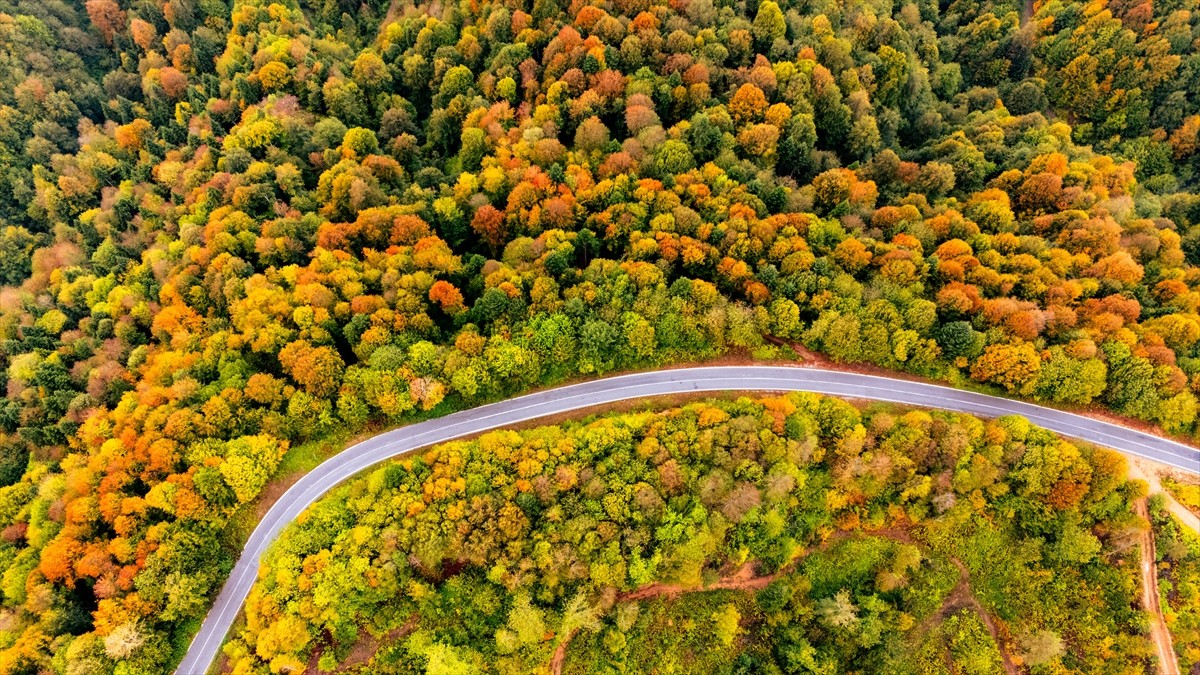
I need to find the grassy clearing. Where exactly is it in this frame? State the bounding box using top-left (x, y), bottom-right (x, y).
top-left (562, 591), bottom-right (763, 675)
top-left (1163, 476), bottom-right (1200, 516)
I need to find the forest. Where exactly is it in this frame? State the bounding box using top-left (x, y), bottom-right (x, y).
top-left (231, 393), bottom-right (1152, 673)
top-left (1, 0), bottom-right (1200, 669)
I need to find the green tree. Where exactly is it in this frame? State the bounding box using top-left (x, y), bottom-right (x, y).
top-left (752, 1), bottom-right (786, 50)
top-left (712, 603), bottom-right (742, 647)
top-left (816, 590), bottom-right (858, 629)
top-left (655, 139), bottom-right (696, 175)
top-left (341, 127), bottom-right (379, 158)
top-left (1034, 348), bottom-right (1107, 405)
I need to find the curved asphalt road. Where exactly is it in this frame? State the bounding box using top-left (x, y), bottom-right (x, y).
top-left (176, 365), bottom-right (1200, 674)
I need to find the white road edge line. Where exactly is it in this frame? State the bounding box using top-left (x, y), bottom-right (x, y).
top-left (174, 365), bottom-right (1200, 674)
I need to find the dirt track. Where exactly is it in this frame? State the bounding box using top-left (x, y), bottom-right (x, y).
top-left (1130, 460), bottom-right (1200, 534)
top-left (1135, 498), bottom-right (1181, 675)
top-left (549, 529), bottom-right (1020, 675)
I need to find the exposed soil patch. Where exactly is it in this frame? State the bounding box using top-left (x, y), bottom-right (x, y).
top-left (548, 629), bottom-right (575, 675)
top-left (549, 527), bottom-right (1020, 675)
top-left (1135, 498), bottom-right (1181, 675)
top-left (549, 561), bottom-right (787, 675)
top-left (618, 561), bottom-right (782, 602)
top-left (917, 557), bottom-right (1019, 675)
top-left (1129, 461), bottom-right (1200, 535)
top-left (787, 341), bottom-right (826, 364)
top-left (251, 471), bottom-right (302, 519)
top-left (303, 614), bottom-right (418, 674)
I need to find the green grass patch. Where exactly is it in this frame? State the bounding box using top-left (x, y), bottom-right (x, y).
top-left (888, 610), bottom-right (1005, 675)
top-left (1163, 476), bottom-right (1200, 515)
top-left (563, 591), bottom-right (764, 675)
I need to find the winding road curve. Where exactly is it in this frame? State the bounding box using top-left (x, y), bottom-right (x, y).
top-left (176, 365), bottom-right (1200, 674)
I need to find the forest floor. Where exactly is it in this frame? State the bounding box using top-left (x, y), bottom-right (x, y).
top-left (1135, 498), bottom-right (1181, 675)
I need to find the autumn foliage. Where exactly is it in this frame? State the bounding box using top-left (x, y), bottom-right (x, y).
top-left (231, 395), bottom-right (1148, 673)
top-left (1, 0), bottom-right (1200, 670)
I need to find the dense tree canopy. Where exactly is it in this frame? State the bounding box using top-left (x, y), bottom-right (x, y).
top-left (0, 0), bottom-right (1199, 670)
top-left (234, 394), bottom-right (1151, 673)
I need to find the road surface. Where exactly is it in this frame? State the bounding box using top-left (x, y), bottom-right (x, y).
top-left (176, 365), bottom-right (1200, 674)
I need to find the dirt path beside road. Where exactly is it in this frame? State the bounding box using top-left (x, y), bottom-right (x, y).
top-left (1135, 497), bottom-right (1181, 675)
